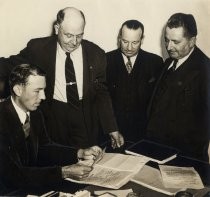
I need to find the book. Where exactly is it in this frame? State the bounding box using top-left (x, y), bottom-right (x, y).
top-left (125, 139), bottom-right (178, 164)
top-left (131, 165), bottom-right (182, 196)
top-left (66, 153), bottom-right (149, 189)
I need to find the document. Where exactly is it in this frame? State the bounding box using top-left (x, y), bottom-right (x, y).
top-left (131, 165), bottom-right (182, 195)
top-left (66, 153), bottom-right (149, 189)
top-left (159, 165), bottom-right (204, 189)
top-left (125, 139), bottom-right (178, 164)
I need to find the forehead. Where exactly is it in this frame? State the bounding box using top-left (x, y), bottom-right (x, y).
top-left (165, 26), bottom-right (186, 40)
top-left (121, 26), bottom-right (142, 41)
top-left (26, 75), bottom-right (46, 88)
top-left (60, 16), bottom-right (85, 34)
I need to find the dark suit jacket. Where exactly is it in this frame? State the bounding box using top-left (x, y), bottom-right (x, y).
top-left (0, 98), bottom-right (78, 191)
top-left (0, 36), bottom-right (118, 146)
top-left (147, 46), bottom-right (210, 161)
top-left (106, 48), bottom-right (163, 141)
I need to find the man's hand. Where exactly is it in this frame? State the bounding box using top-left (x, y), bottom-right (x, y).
top-left (77, 146), bottom-right (102, 161)
top-left (61, 163), bottom-right (93, 179)
top-left (109, 131), bottom-right (124, 149)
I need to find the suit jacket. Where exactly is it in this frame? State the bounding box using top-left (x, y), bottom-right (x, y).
top-left (106, 48), bottom-right (163, 141)
top-left (147, 46), bottom-right (210, 161)
top-left (0, 98), bottom-right (78, 190)
top-left (1, 36), bottom-right (118, 146)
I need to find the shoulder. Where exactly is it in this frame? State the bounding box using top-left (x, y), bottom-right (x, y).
top-left (106, 49), bottom-right (121, 59)
top-left (193, 46), bottom-right (210, 64)
top-left (82, 40), bottom-right (105, 54)
top-left (139, 49), bottom-right (163, 61)
top-left (27, 36), bottom-right (57, 48)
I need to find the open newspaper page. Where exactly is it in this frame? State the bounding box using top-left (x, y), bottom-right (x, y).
top-left (66, 153), bottom-right (149, 189)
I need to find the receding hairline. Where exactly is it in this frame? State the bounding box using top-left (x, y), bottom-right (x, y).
top-left (56, 7), bottom-right (86, 25)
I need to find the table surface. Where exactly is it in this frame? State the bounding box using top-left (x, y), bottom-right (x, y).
top-left (4, 141), bottom-right (210, 197)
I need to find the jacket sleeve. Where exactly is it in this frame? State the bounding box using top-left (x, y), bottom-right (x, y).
top-left (0, 119), bottom-right (62, 189)
top-left (93, 50), bottom-right (118, 133)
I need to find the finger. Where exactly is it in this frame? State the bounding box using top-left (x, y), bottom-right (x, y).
top-left (82, 155), bottom-right (95, 160)
top-left (111, 140), bottom-right (117, 149)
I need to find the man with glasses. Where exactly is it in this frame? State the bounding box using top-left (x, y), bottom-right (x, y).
top-left (0, 7), bottom-right (124, 149)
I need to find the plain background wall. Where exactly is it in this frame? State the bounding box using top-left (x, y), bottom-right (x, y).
top-left (0, 0), bottom-right (210, 60)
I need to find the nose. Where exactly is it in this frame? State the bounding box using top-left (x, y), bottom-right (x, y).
top-left (167, 41), bottom-right (173, 51)
top-left (39, 90), bottom-right (46, 101)
top-left (71, 35), bottom-right (78, 46)
top-left (127, 42), bottom-right (132, 50)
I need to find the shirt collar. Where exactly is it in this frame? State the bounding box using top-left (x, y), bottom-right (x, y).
top-left (122, 53), bottom-right (138, 67)
top-left (57, 43), bottom-right (82, 58)
top-left (169, 47), bottom-right (195, 69)
top-left (11, 96), bottom-right (29, 124)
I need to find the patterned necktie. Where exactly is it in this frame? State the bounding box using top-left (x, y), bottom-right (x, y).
top-left (125, 56), bottom-right (132, 74)
top-left (65, 52), bottom-right (80, 108)
top-left (22, 114), bottom-right (30, 138)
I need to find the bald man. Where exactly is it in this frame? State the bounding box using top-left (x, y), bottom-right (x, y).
top-left (0, 7), bottom-right (124, 149)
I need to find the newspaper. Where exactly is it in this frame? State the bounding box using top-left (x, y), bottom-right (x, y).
top-left (66, 153), bottom-right (149, 189)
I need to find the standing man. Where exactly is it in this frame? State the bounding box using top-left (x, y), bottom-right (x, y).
top-left (147, 13), bottom-right (210, 162)
top-left (0, 64), bottom-right (102, 193)
top-left (0, 7), bottom-right (123, 149)
top-left (106, 20), bottom-right (163, 142)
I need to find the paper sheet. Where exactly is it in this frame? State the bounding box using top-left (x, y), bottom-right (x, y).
top-left (159, 165), bottom-right (204, 189)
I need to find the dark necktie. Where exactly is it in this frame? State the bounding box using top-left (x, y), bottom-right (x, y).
top-left (65, 52), bottom-right (80, 108)
top-left (22, 114), bottom-right (30, 138)
top-left (170, 59), bottom-right (178, 72)
top-left (125, 56), bottom-right (132, 74)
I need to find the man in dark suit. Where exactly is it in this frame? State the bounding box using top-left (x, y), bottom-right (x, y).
top-left (147, 13), bottom-right (210, 162)
top-left (0, 64), bottom-right (102, 193)
top-left (106, 20), bottom-right (163, 143)
top-left (0, 7), bottom-right (124, 149)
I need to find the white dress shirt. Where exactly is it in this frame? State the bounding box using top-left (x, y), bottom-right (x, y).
top-left (168, 47), bottom-right (194, 70)
top-left (122, 53), bottom-right (138, 68)
top-left (11, 96), bottom-right (29, 125)
top-left (53, 43), bottom-right (83, 102)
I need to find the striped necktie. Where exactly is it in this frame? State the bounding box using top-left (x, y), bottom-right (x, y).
top-left (22, 114), bottom-right (30, 138)
top-left (125, 56), bottom-right (132, 74)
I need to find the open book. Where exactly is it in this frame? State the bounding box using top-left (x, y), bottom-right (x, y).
top-left (66, 153), bottom-right (149, 189)
top-left (131, 165), bottom-right (183, 196)
top-left (125, 140), bottom-right (178, 164)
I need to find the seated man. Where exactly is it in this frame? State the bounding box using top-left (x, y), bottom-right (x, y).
top-left (0, 64), bottom-right (102, 193)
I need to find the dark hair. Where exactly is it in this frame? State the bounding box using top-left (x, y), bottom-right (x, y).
top-left (9, 64), bottom-right (46, 95)
top-left (166, 13), bottom-right (197, 38)
top-left (119, 20), bottom-right (144, 38)
top-left (56, 8), bottom-right (86, 25)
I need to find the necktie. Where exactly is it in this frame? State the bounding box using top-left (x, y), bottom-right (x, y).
top-left (65, 52), bottom-right (80, 108)
top-left (125, 56), bottom-right (132, 74)
top-left (171, 59), bottom-right (178, 72)
top-left (22, 114), bottom-right (30, 138)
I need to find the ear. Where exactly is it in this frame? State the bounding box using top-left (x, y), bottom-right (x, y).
top-left (189, 36), bottom-right (196, 48)
top-left (54, 24), bottom-right (59, 35)
top-left (140, 35), bottom-right (145, 45)
top-left (13, 84), bottom-right (23, 97)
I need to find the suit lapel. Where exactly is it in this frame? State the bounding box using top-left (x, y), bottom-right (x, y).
top-left (5, 99), bottom-right (28, 165)
top-left (29, 112), bottom-right (39, 163)
top-left (81, 42), bottom-right (90, 97)
top-left (147, 60), bottom-right (171, 117)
